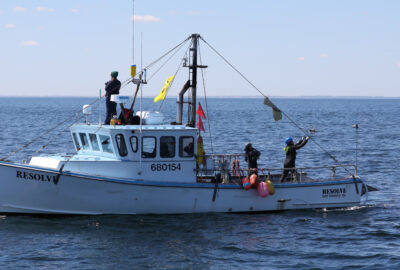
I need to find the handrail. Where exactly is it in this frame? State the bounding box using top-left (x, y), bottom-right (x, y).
top-left (196, 164), bottom-right (357, 182)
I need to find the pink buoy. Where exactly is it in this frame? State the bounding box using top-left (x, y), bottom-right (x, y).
top-left (257, 181), bottom-right (269, 198)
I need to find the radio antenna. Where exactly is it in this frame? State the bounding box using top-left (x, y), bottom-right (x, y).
top-left (132, 0), bottom-right (135, 64)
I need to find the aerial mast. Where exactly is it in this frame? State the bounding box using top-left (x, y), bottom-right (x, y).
top-left (188, 34), bottom-right (199, 127)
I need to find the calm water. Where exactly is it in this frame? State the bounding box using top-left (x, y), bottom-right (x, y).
top-left (0, 97), bottom-right (399, 269)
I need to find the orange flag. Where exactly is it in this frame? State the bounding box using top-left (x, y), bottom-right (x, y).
top-left (196, 102), bottom-right (206, 119)
top-left (197, 116), bottom-right (205, 132)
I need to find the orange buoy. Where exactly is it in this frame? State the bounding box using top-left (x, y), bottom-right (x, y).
top-left (250, 174), bottom-right (258, 186)
top-left (242, 177), bottom-right (251, 190)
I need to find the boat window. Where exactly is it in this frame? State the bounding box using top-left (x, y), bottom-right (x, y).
top-left (79, 133), bottom-right (90, 150)
top-left (89, 134), bottom-right (100, 151)
top-left (130, 136), bottom-right (138, 152)
top-left (115, 134), bottom-right (128, 157)
top-left (72, 133), bottom-right (81, 150)
top-left (142, 137), bottom-right (156, 158)
top-left (160, 136), bottom-right (175, 158)
top-left (99, 135), bottom-right (114, 153)
top-left (179, 136), bottom-right (194, 157)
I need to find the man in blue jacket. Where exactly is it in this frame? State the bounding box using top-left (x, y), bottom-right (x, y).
top-left (280, 136), bottom-right (309, 182)
top-left (104, 71), bottom-right (121, 125)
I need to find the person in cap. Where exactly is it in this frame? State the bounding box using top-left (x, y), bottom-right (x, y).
top-left (104, 71), bottom-right (121, 125)
top-left (280, 136), bottom-right (309, 182)
top-left (244, 142), bottom-right (261, 175)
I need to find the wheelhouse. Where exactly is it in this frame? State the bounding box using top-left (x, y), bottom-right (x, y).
top-left (70, 124), bottom-right (198, 162)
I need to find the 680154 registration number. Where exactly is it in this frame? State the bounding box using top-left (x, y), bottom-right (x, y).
top-left (150, 163), bottom-right (182, 172)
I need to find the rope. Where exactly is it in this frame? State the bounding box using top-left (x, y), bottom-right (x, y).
top-left (158, 40), bottom-right (193, 111)
top-left (198, 43), bottom-right (214, 154)
top-left (30, 113), bottom-right (84, 158)
top-left (200, 36), bottom-right (356, 178)
top-left (148, 39), bottom-right (191, 82)
top-left (136, 37), bottom-right (191, 77)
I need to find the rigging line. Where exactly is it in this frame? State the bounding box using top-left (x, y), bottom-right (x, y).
top-left (136, 37), bottom-right (191, 76)
top-left (30, 113), bottom-right (84, 158)
top-left (148, 39), bottom-right (192, 82)
top-left (158, 40), bottom-right (193, 112)
top-left (198, 43), bottom-right (214, 154)
top-left (200, 37), bottom-right (356, 178)
top-left (0, 98), bottom-right (101, 161)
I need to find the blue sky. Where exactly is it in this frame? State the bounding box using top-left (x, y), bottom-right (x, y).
top-left (0, 0), bottom-right (399, 97)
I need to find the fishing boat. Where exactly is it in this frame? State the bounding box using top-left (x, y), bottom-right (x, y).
top-left (0, 34), bottom-right (375, 214)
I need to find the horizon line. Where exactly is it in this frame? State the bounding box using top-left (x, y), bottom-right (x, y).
top-left (0, 95), bottom-right (399, 99)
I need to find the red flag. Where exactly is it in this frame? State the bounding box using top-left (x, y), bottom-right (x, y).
top-left (197, 116), bottom-right (205, 132)
top-left (196, 102), bottom-right (206, 119)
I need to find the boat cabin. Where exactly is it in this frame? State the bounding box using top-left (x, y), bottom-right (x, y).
top-left (29, 123), bottom-right (198, 183)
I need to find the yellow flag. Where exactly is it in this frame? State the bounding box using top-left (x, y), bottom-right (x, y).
top-left (154, 75), bottom-right (175, 103)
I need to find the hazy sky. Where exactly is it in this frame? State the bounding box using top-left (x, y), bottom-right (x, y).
top-left (1, 0), bottom-right (399, 97)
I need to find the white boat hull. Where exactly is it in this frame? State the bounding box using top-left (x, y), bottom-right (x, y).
top-left (0, 162), bottom-right (364, 214)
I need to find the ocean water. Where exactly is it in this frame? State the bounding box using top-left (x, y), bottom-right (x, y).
top-left (0, 97), bottom-right (399, 269)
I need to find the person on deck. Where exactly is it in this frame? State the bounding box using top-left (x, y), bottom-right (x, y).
top-left (104, 71), bottom-right (121, 125)
top-left (244, 143), bottom-right (261, 176)
top-left (280, 136), bottom-right (309, 182)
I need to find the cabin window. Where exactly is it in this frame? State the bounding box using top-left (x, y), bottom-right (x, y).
top-left (160, 136), bottom-right (175, 158)
top-left (72, 133), bottom-right (80, 150)
top-left (99, 135), bottom-right (114, 153)
top-left (179, 136), bottom-right (194, 157)
top-left (130, 136), bottom-right (138, 152)
top-left (115, 134), bottom-right (128, 157)
top-left (79, 133), bottom-right (90, 150)
top-left (89, 134), bottom-right (100, 151)
top-left (142, 137), bottom-right (156, 158)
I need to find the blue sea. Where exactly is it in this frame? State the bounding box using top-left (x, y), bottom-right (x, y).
top-left (0, 97), bottom-right (399, 269)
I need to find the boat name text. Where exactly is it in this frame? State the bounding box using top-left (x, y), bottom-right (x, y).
top-left (151, 163), bottom-right (181, 172)
top-left (16, 170), bottom-right (57, 184)
top-left (322, 188), bottom-right (346, 198)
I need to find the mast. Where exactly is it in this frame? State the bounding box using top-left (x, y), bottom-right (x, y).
top-left (188, 33), bottom-right (199, 127)
top-left (175, 33), bottom-right (206, 126)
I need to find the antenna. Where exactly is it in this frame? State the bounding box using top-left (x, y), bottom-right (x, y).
top-left (99, 88), bottom-right (102, 125)
top-left (132, 0), bottom-right (135, 64)
top-left (141, 32), bottom-right (143, 71)
top-left (352, 123), bottom-right (359, 176)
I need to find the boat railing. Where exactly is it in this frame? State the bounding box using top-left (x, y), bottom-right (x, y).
top-left (196, 154), bottom-right (357, 184)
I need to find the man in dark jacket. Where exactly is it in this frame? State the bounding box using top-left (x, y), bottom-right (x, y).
top-left (280, 136), bottom-right (309, 182)
top-left (244, 143), bottom-right (261, 175)
top-left (104, 71), bottom-right (121, 125)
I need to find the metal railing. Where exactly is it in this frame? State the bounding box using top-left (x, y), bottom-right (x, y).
top-left (195, 154), bottom-right (357, 184)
